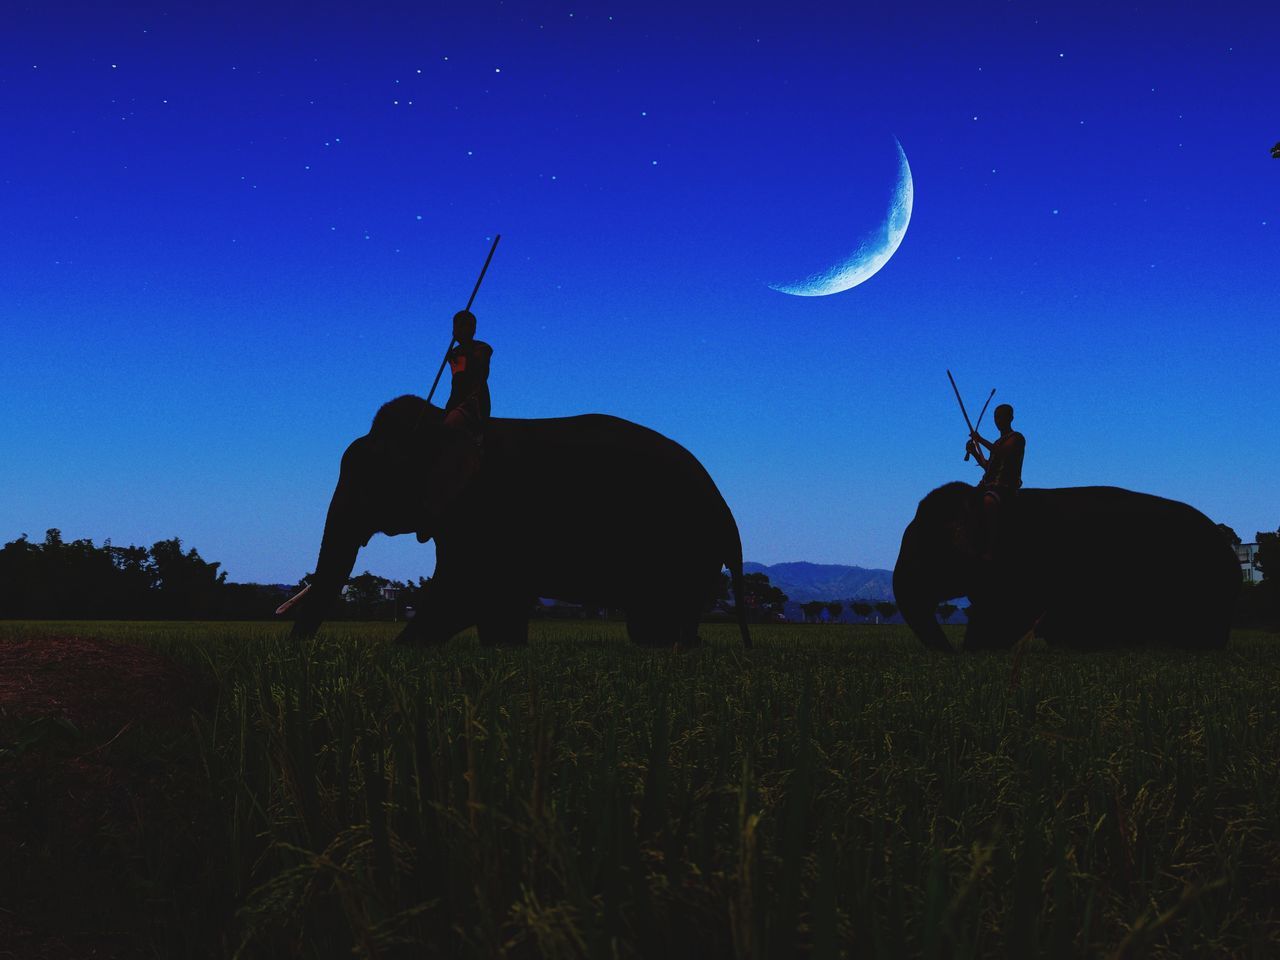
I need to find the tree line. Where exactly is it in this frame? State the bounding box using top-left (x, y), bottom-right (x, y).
top-left (0, 529), bottom-right (436, 622)
top-left (0, 531), bottom-right (797, 623)
top-left (794, 601), bottom-right (966, 624)
top-left (1221, 524), bottom-right (1280, 625)
top-left (3, 526), bottom-right (1275, 625)
top-left (0, 529), bottom-right (285, 620)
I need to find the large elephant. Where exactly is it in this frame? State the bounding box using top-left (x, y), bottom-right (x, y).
top-left (893, 482), bottom-right (1240, 652)
top-left (286, 395), bottom-right (751, 648)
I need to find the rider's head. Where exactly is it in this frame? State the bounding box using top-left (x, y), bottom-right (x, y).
top-left (994, 403), bottom-right (1014, 432)
top-left (452, 310), bottom-right (477, 342)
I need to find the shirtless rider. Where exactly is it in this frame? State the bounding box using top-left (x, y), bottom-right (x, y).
top-left (965, 403), bottom-right (1025, 561)
top-left (417, 310), bottom-right (493, 542)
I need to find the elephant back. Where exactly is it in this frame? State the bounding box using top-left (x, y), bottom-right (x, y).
top-left (447, 412), bottom-right (743, 598)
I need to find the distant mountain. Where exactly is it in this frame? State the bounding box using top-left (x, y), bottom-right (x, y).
top-left (743, 561), bottom-right (895, 603)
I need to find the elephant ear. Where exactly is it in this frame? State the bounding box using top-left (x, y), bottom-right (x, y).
top-left (370, 395), bottom-right (443, 439)
top-left (944, 519), bottom-right (972, 554)
top-left (369, 400), bottom-right (452, 475)
top-left (946, 489), bottom-right (984, 559)
top-left (413, 430), bottom-right (484, 543)
top-left (365, 395), bottom-right (448, 472)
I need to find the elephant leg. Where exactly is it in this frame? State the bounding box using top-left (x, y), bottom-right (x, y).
top-left (630, 565), bottom-right (712, 650)
top-left (627, 606), bottom-right (701, 649)
top-left (1149, 585), bottom-right (1230, 650)
top-left (674, 622), bottom-right (703, 650)
top-left (962, 600), bottom-right (1021, 651)
top-left (395, 588), bottom-right (475, 646)
top-left (476, 597), bottom-right (532, 647)
top-left (674, 601), bottom-right (703, 648)
top-left (626, 615), bottom-right (669, 648)
top-left (1168, 614), bottom-right (1230, 650)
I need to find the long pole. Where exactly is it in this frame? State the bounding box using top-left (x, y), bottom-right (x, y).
top-left (947, 370), bottom-right (984, 463)
top-left (426, 234), bottom-right (501, 406)
top-left (947, 369), bottom-right (976, 436)
top-left (966, 388), bottom-right (996, 461)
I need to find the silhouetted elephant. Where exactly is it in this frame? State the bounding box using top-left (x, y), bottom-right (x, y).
top-left (286, 396), bottom-right (751, 648)
top-left (893, 482), bottom-right (1240, 652)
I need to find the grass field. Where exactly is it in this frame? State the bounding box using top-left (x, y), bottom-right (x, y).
top-left (2, 620), bottom-right (1278, 959)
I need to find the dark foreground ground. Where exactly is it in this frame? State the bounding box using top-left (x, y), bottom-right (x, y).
top-left (1, 620), bottom-right (1278, 959)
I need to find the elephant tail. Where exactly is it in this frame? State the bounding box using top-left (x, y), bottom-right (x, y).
top-left (728, 537), bottom-right (752, 649)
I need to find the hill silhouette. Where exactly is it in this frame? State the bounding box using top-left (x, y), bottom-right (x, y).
top-left (743, 561), bottom-right (894, 603)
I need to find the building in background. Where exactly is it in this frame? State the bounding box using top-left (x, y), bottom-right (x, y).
top-left (1236, 542), bottom-right (1261, 584)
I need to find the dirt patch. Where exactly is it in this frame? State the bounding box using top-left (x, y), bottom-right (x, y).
top-left (0, 635), bottom-right (219, 959)
top-left (0, 634), bottom-right (205, 730)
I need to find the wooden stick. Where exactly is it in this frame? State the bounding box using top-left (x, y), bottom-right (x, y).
top-left (967, 388), bottom-right (996, 460)
top-left (426, 234), bottom-right (501, 405)
top-left (947, 370), bottom-right (977, 462)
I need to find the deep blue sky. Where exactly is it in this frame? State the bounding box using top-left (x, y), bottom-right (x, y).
top-left (3, 2), bottom-right (1276, 584)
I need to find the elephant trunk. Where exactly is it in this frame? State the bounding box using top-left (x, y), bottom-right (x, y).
top-left (289, 477), bottom-right (367, 640)
top-left (897, 587), bottom-right (953, 654)
top-left (893, 521), bottom-right (955, 654)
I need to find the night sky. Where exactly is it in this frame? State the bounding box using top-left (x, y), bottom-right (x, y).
top-left (3, 2), bottom-right (1276, 585)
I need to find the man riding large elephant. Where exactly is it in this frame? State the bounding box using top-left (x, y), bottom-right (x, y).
top-left (281, 395), bottom-right (752, 650)
top-left (419, 309), bottom-right (493, 541)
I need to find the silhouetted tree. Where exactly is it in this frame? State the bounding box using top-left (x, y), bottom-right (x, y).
top-left (149, 538), bottom-right (227, 619)
top-left (219, 582), bottom-right (293, 619)
top-left (344, 571), bottom-right (392, 619)
top-left (874, 601), bottom-right (898, 623)
top-left (60, 534), bottom-right (123, 617)
top-left (0, 534), bottom-right (45, 617)
top-left (106, 543), bottom-right (154, 616)
top-left (1237, 526), bottom-right (1280, 625)
top-left (801, 600), bottom-right (825, 623)
top-left (398, 576), bottom-right (432, 616)
top-left (1218, 523), bottom-right (1241, 546)
top-left (851, 601), bottom-right (874, 622)
top-left (1255, 527), bottom-right (1278, 581)
top-left (738, 572), bottom-right (788, 620)
top-left (0, 528), bottom-right (434, 621)
top-left (826, 601), bottom-right (843, 623)
top-left (937, 602), bottom-right (958, 623)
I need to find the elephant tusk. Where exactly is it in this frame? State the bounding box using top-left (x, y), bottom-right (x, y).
top-left (275, 584), bottom-right (311, 615)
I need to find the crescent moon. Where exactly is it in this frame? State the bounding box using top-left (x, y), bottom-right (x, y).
top-left (769, 139), bottom-right (914, 297)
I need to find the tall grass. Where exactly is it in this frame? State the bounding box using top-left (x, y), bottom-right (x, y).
top-left (3, 621), bottom-right (1279, 957)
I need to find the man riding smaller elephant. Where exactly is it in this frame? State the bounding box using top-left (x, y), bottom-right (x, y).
top-left (418, 310), bottom-right (493, 541)
top-left (444, 309), bottom-right (492, 432)
top-left (965, 402), bottom-right (1025, 561)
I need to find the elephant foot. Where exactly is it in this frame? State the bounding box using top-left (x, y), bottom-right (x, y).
top-left (395, 613), bottom-right (470, 646)
top-left (628, 615), bottom-right (701, 649)
top-left (479, 635), bottom-right (530, 648)
top-left (476, 613), bottom-right (531, 647)
top-left (394, 626), bottom-right (448, 646)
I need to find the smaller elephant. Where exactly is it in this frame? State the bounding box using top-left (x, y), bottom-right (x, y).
top-left (286, 396), bottom-right (751, 648)
top-left (893, 482), bottom-right (1240, 652)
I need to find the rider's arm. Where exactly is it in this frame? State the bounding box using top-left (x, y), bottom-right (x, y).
top-left (967, 439), bottom-right (988, 468)
top-left (473, 342), bottom-right (492, 383)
